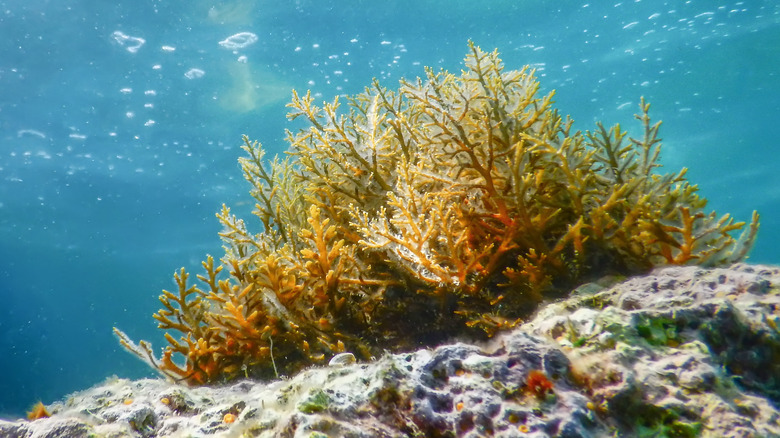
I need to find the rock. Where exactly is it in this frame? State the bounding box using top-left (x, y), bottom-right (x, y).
top-left (524, 263), bottom-right (780, 437)
top-left (2, 264), bottom-right (779, 437)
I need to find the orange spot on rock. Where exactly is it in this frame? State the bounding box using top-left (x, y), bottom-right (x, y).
top-left (526, 370), bottom-right (554, 398)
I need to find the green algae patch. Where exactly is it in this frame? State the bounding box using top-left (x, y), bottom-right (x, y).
top-left (297, 390), bottom-right (332, 414)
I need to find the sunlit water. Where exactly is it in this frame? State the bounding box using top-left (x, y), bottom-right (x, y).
top-left (1, 0), bottom-right (778, 417)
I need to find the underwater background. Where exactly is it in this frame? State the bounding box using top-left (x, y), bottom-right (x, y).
top-left (0, 0), bottom-right (778, 418)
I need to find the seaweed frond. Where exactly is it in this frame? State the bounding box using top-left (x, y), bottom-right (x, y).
top-left (26, 401), bottom-right (50, 421)
top-left (117, 41), bottom-right (758, 385)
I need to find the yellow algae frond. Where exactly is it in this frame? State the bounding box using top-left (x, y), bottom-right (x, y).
top-left (117, 42), bottom-right (758, 384)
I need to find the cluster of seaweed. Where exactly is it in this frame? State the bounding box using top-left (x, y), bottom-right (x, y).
top-left (115, 42), bottom-right (758, 385)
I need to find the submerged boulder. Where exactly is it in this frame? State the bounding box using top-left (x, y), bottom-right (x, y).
top-left (4, 264), bottom-right (779, 437)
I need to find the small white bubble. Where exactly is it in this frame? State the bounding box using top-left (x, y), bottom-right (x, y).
top-left (112, 30), bottom-right (145, 53)
top-left (295, 46), bottom-right (302, 52)
top-left (380, 40), bottom-right (391, 45)
top-left (237, 55), bottom-right (248, 63)
top-left (623, 21), bottom-right (639, 30)
top-left (161, 45), bottom-right (176, 52)
top-left (152, 64), bottom-right (162, 70)
top-left (218, 32), bottom-right (258, 50)
top-left (126, 111), bottom-right (135, 119)
top-left (184, 68), bottom-right (205, 79)
top-left (17, 129), bottom-right (46, 139)
top-left (312, 43), bottom-right (320, 49)
top-left (144, 90), bottom-right (157, 96)
top-left (350, 38), bottom-right (358, 43)
top-left (119, 88), bottom-right (132, 94)
top-left (144, 120), bottom-right (156, 127)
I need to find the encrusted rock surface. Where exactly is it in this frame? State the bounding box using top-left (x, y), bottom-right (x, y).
top-left (524, 263), bottom-right (780, 437)
top-left (3, 264), bottom-right (779, 437)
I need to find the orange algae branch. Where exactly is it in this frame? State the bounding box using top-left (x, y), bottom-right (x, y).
top-left (115, 41), bottom-right (759, 386)
top-left (26, 401), bottom-right (50, 421)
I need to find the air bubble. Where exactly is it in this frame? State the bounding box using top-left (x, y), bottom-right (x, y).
top-left (184, 68), bottom-right (205, 79)
top-left (17, 129), bottom-right (46, 139)
top-left (218, 32), bottom-right (258, 50)
top-left (112, 31), bottom-right (146, 53)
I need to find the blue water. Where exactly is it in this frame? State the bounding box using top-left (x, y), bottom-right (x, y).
top-left (1, 0), bottom-right (778, 418)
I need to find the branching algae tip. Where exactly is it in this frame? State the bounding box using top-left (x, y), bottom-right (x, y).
top-left (115, 42), bottom-right (759, 385)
